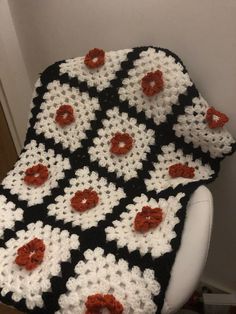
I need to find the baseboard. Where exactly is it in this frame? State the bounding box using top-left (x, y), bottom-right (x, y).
top-left (200, 277), bottom-right (235, 294)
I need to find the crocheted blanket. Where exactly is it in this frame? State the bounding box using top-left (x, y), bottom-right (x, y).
top-left (0, 47), bottom-right (235, 314)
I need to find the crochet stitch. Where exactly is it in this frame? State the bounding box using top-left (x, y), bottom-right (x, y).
top-left (141, 70), bottom-right (164, 96)
top-left (24, 163), bottom-right (49, 186)
top-left (84, 48), bottom-right (105, 69)
top-left (70, 188), bottom-right (99, 212)
top-left (85, 293), bottom-right (124, 314)
top-left (134, 206), bottom-right (163, 233)
top-left (15, 238), bottom-right (46, 270)
top-left (206, 107), bottom-right (229, 129)
top-left (168, 163), bottom-right (195, 179)
top-left (0, 46), bottom-right (235, 314)
top-left (55, 104), bottom-right (75, 127)
top-left (110, 132), bottom-right (133, 155)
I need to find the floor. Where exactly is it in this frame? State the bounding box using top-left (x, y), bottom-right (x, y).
top-left (0, 101), bottom-right (18, 181)
top-left (0, 303), bottom-right (23, 314)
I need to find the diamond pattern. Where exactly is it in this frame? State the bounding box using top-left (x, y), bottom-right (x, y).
top-left (2, 140), bottom-right (70, 206)
top-left (0, 221), bottom-right (79, 309)
top-left (145, 143), bottom-right (214, 192)
top-left (35, 80), bottom-right (100, 152)
top-left (57, 247), bottom-right (160, 314)
top-left (59, 49), bottom-right (132, 91)
top-left (105, 193), bottom-right (185, 258)
top-left (0, 195), bottom-right (23, 238)
top-left (173, 96), bottom-right (235, 158)
top-left (47, 167), bottom-right (125, 230)
top-left (89, 107), bottom-right (155, 181)
top-left (118, 47), bottom-right (192, 125)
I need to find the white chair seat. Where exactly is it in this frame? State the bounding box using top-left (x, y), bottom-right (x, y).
top-left (162, 186), bottom-right (213, 313)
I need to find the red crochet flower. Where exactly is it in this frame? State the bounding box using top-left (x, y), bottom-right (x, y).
top-left (205, 107), bottom-right (229, 129)
top-left (24, 163), bottom-right (49, 186)
top-left (84, 48), bottom-right (105, 69)
top-left (110, 132), bottom-right (133, 155)
top-left (134, 206), bottom-right (163, 233)
top-left (85, 294), bottom-right (123, 314)
top-left (55, 104), bottom-right (75, 127)
top-left (141, 70), bottom-right (164, 96)
top-left (169, 163), bottom-right (195, 179)
top-left (15, 238), bottom-right (45, 271)
top-left (70, 189), bottom-right (99, 212)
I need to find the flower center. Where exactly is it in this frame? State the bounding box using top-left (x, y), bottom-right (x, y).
top-left (149, 80), bottom-right (156, 87)
top-left (92, 56), bottom-right (98, 63)
top-left (118, 141), bottom-right (125, 148)
top-left (212, 114), bottom-right (220, 122)
top-left (29, 251), bottom-right (35, 258)
top-left (81, 198), bottom-right (87, 204)
top-left (101, 308), bottom-right (110, 314)
top-left (62, 112), bottom-right (69, 119)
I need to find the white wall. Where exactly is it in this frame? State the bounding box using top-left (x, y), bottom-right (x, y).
top-left (6, 0), bottom-right (236, 291)
top-left (0, 0), bottom-right (32, 151)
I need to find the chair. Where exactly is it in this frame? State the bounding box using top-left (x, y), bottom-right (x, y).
top-left (163, 186), bottom-right (213, 313)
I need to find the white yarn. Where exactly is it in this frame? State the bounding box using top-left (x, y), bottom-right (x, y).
top-left (2, 140), bottom-right (70, 206)
top-left (89, 107), bottom-right (155, 181)
top-left (35, 80), bottom-right (100, 152)
top-left (59, 49), bottom-right (132, 91)
top-left (118, 48), bottom-right (192, 125)
top-left (106, 193), bottom-right (184, 258)
top-left (57, 247), bottom-right (160, 314)
top-left (0, 221), bottom-right (79, 309)
top-left (0, 195), bottom-right (23, 238)
top-left (145, 143), bottom-right (214, 192)
top-left (173, 96), bottom-right (235, 158)
top-left (47, 166), bottom-right (125, 230)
